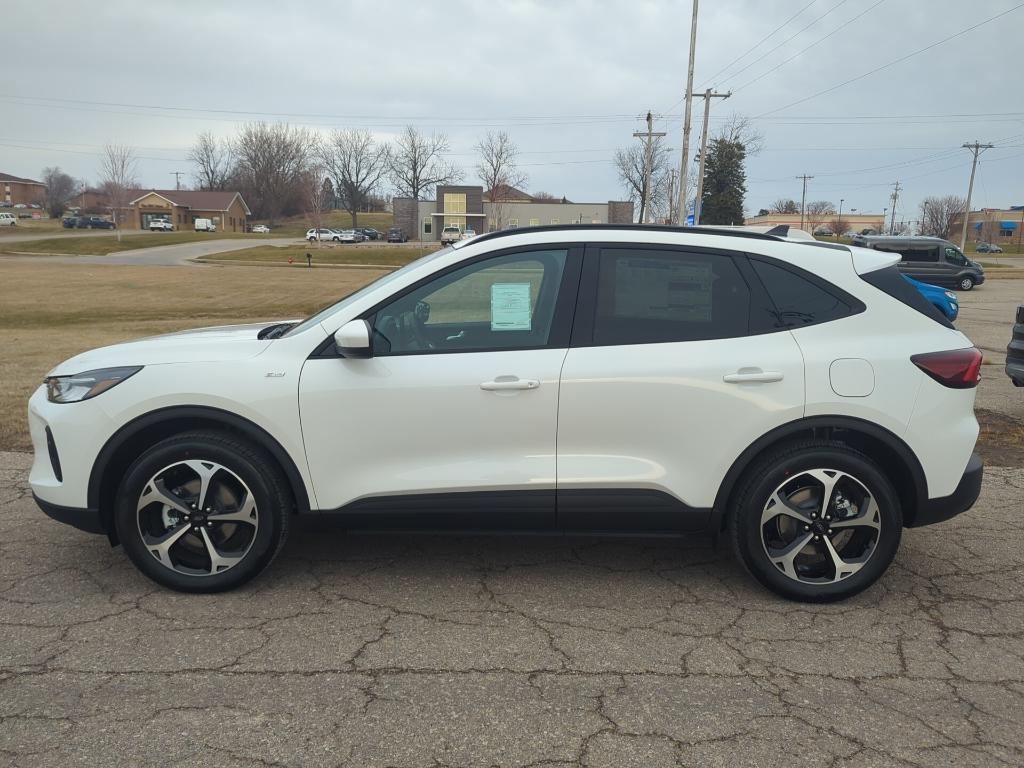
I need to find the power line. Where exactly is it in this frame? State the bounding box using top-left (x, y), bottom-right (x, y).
top-left (756, 3), bottom-right (1024, 117)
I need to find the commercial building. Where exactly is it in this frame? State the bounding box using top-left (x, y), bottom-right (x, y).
top-left (0, 172), bottom-right (46, 206)
top-left (951, 206), bottom-right (1024, 245)
top-left (126, 190), bottom-right (251, 232)
top-left (744, 211), bottom-right (886, 234)
top-left (393, 185), bottom-right (634, 241)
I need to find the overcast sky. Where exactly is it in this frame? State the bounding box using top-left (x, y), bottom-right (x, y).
top-left (4, 0), bottom-right (1022, 220)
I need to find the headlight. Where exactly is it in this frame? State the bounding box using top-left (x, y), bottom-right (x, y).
top-left (944, 291), bottom-right (957, 300)
top-left (46, 366), bottom-right (142, 404)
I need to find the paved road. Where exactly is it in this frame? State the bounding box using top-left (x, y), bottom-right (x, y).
top-left (1, 450), bottom-right (1021, 767)
top-left (2, 238), bottom-right (297, 266)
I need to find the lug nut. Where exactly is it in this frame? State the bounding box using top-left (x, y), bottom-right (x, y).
top-left (814, 535), bottom-right (821, 540)
top-left (828, 529), bottom-right (834, 535)
top-left (803, 524), bottom-right (810, 531)
top-left (811, 513), bottom-right (818, 519)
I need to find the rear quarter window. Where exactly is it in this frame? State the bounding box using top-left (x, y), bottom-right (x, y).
top-left (859, 265), bottom-right (954, 329)
top-left (749, 258), bottom-right (858, 330)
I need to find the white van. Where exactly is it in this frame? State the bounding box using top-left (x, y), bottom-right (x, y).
top-left (194, 218), bottom-right (217, 232)
top-left (0, 212), bottom-right (17, 227)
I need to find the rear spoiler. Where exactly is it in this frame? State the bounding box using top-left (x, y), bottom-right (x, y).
top-left (765, 225), bottom-right (790, 237)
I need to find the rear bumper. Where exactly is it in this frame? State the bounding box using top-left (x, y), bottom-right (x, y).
top-left (1008, 360), bottom-right (1024, 386)
top-left (33, 493), bottom-right (106, 535)
top-left (910, 453), bottom-right (983, 527)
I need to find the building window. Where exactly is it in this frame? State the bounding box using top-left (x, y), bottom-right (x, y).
top-left (423, 218), bottom-right (432, 235)
top-left (592, 217), bottom-right (602, 224)
top-left (444, 216), bottom-right (467, 230)
top-left (442, 193), bottom-right (466, 214)
top-left (529, 218), bottom-right (540, 227)
top-left (1000, 228), bottom-right (1014, 238)
top-left (507, 219), bottom-right (519, 229)
top-left (550, 218), bottom-right (559, 225)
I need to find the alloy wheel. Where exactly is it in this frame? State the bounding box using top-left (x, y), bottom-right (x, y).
top-left (136, 459), bottom-right (259, 577)
top-left (760, 468), bottom-right (880, 584)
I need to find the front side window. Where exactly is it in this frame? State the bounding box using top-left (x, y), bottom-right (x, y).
top-left (944, 246), bottom-right (966, 265)
top-left (371, 249), bottom-right (568, 355)
top-left (592, 249), bottom-right (749, 345)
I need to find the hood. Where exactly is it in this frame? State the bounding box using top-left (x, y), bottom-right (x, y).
top-left (48, 321), bottom-right (291, 375)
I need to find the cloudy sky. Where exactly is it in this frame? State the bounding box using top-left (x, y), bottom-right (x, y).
top-left (4, 0), bottom-right (1022, 220)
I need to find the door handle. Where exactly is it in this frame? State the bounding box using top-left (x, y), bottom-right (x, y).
top-left (723, 369), bottom-right (784, 384)
top-left (480, 377), bottom-right (540, 391)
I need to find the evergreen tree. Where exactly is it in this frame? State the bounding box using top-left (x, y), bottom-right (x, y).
top-left (700, 138), bottom-right (746, 225)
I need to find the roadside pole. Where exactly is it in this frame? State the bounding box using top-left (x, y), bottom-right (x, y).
top-left (959, 141), bottom-right (993, 250)
top-left (692, 89), bottom-right (730, 225)
top-left (676, 0), bottom-right (699, 225)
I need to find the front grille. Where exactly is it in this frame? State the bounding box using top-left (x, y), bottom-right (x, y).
top-left (45, 426), bottom-right (63, 482)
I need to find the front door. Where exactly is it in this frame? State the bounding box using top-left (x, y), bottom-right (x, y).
top-left (556, 245), bottom-right (806, 531)
top-left (298, 246), bottom-right (580, 528)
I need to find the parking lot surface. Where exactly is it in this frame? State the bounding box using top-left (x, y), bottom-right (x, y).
top-left (1, 448), bottom-right (1022, 767)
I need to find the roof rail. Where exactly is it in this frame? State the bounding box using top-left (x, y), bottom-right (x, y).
top-left (461, 223), bottom-right (782, 247)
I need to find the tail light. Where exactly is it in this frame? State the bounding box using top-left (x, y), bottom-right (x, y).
top-left (911, 348), bottom-right (982, 389)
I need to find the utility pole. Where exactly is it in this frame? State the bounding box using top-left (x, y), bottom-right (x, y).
top-left (837, 198), bottom-right (844, 238)
top-left (888, 180), bottom-right (902, 235)
top-left (665, 168), bottom-right (677, 225)
top-left (633, 111), bottom-right (666, 224)
top-left (676, 0), bottom-right (699, 225)
top-left (796, 174), bottom-right (813, 231)
top-left (171, 171), bottom-right (184, 191)
top-left (692, 89), bottom-right (730, 225)
top-left (959, 141), bottom-right (993, 250)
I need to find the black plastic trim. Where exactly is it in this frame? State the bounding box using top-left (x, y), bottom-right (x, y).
top-left (557, 489), bottom-right (710, 532)
top-left (464, 223), bottom-right (782, 249)
top-left (45, 426), bottom-right (62, 483)
top-left (34, 493), bottom-right (105, 535)
top-left (88, 406), bottom-right (311, 517)
top-left (911, 453), bottom-right (983, 527)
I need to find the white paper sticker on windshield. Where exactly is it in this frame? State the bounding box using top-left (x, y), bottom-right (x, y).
top-left (491, 283), bottom-right (532, 331)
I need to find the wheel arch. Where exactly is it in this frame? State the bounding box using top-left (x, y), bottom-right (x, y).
top-left (89, 406), bottom-right (311, 544)
top-left (712, 416), bottom-right (928, 532)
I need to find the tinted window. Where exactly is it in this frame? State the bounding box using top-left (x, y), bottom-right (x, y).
top-left (592, 249), bottom-right (749, 345)
top-left (944, 246), bottom-right (966, 266)
top-left (372, 249), bottom-right (567, 355)
top-left (878, 245), bottom-right (938, 262)
top-left (859, 266), bottom-right (953, 329)
top-left (750, 259), bottom-right (851, 328)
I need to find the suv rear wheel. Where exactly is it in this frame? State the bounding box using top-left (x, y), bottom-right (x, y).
top-left (730, 441), bottom-right (902, 602)
top-left (115, 431), bottom-right (290, 593)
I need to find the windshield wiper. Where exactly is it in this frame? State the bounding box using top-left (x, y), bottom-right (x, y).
top-left (258, 322), bottom-right (296, 340)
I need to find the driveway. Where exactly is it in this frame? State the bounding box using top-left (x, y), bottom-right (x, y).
top-left (1, 450), bottom-right (1022, 767)
top-left (3, 238), bottom-right (297, 266)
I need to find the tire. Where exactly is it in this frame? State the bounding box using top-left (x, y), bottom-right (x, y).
top-left (729, 440), bottom-right (902, 603)
top-left (958, 276), bottom-right (974, 291)
top-left (115, 430), bottom-right (291, 593)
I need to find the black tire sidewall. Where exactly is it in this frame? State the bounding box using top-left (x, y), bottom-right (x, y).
top-left (733, 446), bottom-right (902, 602)
top-left (116, 436), bottom-right (286, 593)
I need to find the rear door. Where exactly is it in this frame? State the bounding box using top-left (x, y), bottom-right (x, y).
top-left (555, 244), bottom-right (805, 531)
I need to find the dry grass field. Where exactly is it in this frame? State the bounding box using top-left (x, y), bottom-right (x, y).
top-left (0, 261), bottom-right (388, 451)
top-left (200, 244), bottom-right (436, 267)
top-left (0, 231), bottom-right (255, 256)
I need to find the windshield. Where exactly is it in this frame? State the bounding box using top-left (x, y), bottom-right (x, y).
top-left (283, 247), bottom-right (453, 337)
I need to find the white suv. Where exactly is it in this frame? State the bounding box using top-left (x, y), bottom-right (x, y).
top-left (28, 226), bottom-right (984, 600)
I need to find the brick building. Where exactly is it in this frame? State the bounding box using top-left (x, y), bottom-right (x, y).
top-left (126, 190), bottom-right (251, 232)
top-left (0, 173), bottom-right (46, 206)
top-left (950, 206), bottom-right (1024, 246)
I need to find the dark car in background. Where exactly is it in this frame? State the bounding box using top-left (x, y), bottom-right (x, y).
top-left (358, 227), bottom-right (381, 241)
top-left (75, 216), bottom-right (116, 229)
top-left (386, 227), bottom-right (408, 243)
top-left (1008, 305), bottom-right (1024, 387)
top-left (975, 242), bottom-right (1003, 254)
top-left (62, 216), bottom-right (79, 228)
top-left (851, 235), bottom-right (985, 291)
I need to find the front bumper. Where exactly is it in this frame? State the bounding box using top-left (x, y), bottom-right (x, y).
top-left (33, 493), bottom-right (106, 535)
top-left (910, 453), bottom-right (983, 527)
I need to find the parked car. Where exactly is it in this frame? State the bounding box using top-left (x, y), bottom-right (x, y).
top-left (62, 216), bottom-right (79, 228)
top-left (0, 201), bottom-right (12, 208)
top-left (0, 212), bottom-right (17, 226)
top-left (975, 242), bottom-right (1003, 254)
top-left (440, 225), bottom-right (462, 245)
top-left (461, 228), bottom-right (478, 240)
top-left (358, 228), bottom-right (381, 241)
top-left (337, 229), bottom-right (364, 243)
top-left (76, 216), bottom-right (115, 230)
top-left (194, 218), bottom-right (217, 232)
top-left (306, 228), bottom-right (340, 242)
top-left (851, 235), bottom-right (985, 291)
top-left (251, 224), bottom-right (271, 234)
top-left (149, 219), bottom-right (174, 232)
top-left (386, 227), bottom-right (408, 243)
top-left (28, 203), bottom-right (41, 209)
top-left (903, 275), bottom-right (958, 322)
top-left (13, 203), bottom-right (27, 209)
top-left (29, 224), bottom-right (984, 601)
top-left (1007, 304), bottom-right (1024, 387)
top-left (813, 227), bottom-right (833, 236)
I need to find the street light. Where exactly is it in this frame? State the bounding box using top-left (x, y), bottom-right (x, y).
top-left (837, 198), bottom-right (844, 238)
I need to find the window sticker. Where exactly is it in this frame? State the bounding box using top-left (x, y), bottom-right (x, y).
top-left (490, 283), bottom-right (532, 331)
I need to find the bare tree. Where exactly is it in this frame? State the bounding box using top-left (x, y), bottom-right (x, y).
top-left (319, 129), bottom-right (390, 228)
top-left (476, 131), bottom-right (527, 231)
top-left (100, 144), bottom-right (138, 242)
top-left (233, 122), bottom-right (311, 224)
top-left (302, 166), bottom-right (332, 247)
top-left (614, 136), bottom-right (674, 223)
top-left (829, 216), bottom-right (850, 236)
top-left (769, 198), bottom-right (800, 214)
top-left (532, 191), bottom-right (558, 201)
top-left (188, 132), bottom-right (234, 191)
top-left (40, 166), bottom-right (77, 219)
top-left (388, 125), bottom-right (462, 200)
top-left (805, 200), bottom-right (836, 232)
top-left (715, 114), bottom-right (764, 156)
top-left (920, 195), bottom-right (967, 238)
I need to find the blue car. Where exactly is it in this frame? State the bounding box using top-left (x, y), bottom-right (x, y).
top-left (904, 275), bottom-right (958, 321)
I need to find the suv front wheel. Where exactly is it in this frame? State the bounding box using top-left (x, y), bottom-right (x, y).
top-left (958, 276), bottom-right (975, 291)
top-left (115, 431), bottom-right (290, 593)
top-left (730, 441), bottom-right (902, 602)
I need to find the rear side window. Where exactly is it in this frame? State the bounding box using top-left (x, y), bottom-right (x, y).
top-left (750, 258), bottom-right (853, 329)
top-left (592, 248), bottom-right (750, 345)
top-left (859, 265), bottom-right (954, 329)
top-left (878, 245), bottom-right (938, 262)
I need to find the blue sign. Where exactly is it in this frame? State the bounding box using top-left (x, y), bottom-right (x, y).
top-left (686, 215), bottom-right (695, 225)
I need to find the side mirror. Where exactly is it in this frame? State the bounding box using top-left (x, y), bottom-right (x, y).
top-left (334, 319), bottom-right (372, 358)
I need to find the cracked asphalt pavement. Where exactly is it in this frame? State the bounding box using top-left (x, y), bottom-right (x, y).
top-left (1, 451), bottom-right (1022, 767)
